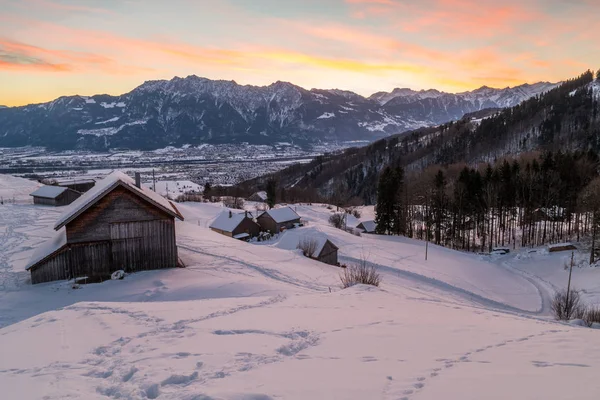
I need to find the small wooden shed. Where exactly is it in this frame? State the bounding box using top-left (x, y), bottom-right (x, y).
top-left (56, 178), bottom-right (96, 193)
top-left (356, 220), bottom-right (377, 234)
top-left (257, 207), bottom-right (301, 233)
top-left (26, 171), bottom-right (184, 284)
top-left (209, 210), bottom-right (260, 240)
top-left (30, 186), bottom-right (82, 206)
top-left (314, 238), bottom-right (339, 266)
top-left (248, 191), bottom-right (268, 203)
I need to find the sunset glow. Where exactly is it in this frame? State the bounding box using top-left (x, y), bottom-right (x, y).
top-left (1, 0), bottom-right (598, 106)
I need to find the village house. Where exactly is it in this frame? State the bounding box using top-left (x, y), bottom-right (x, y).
top-left (356, 220), bottom-right (377, 234)
top-left (26, 171), bottom-right (184, 284)
top-left (257, 207), bottom-right (301, 233)
top-left (30, 186), bottom-right (82, 206)
top-left (209, 210), bottom-right (261, 240)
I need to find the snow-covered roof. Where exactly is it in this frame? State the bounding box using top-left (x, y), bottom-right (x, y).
top-left (233, 233), bottom-right (250, 240)
top-left (210, 211), bottom-right (254, 233)
top-left (548, 243), bottom-right (576, 249)
top-left (54, 171), bottom-right (183, 230)
top-left (25, 228), bottom-right (67, 270)
top-left (261, 207), bottom-right (300, 223)
top-left (30, 186), bottom-right (69, 199)
top-left (357, 220), bottom-right (377, 233)
top-left (251, 191), bottom-right (268, 200)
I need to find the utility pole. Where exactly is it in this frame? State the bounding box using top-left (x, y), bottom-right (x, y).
top-left (565, 251), bottom-right (574, 317)
top-left (152, 169), bottom-right (156, 192)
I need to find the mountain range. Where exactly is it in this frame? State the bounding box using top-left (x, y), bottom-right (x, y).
top-left (0, 76), bottom-right (557, 151)
top-left (237, 72), bottom-right (600, 204)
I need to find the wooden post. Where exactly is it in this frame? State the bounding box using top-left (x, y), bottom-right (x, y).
top-left (566, 251), bottom-right (574, 317)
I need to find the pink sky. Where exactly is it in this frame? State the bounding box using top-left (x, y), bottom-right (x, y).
top-left (0, 0), bottom-right (598, 106)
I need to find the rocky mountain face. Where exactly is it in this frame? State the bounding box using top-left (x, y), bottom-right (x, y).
top-left (0, 76), bottom-right (557, 151)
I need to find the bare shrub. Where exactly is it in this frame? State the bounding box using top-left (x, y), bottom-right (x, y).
top-left (340, 258), bottom-right (381, 288)
top-left (298, 237), bottom-right (318, 258)
top-left (551, 289), bottom-right (586, 321)
top-left (329, 213), bottom-right (346, 229)
top-left (584, 305), bottom-right (600, 327)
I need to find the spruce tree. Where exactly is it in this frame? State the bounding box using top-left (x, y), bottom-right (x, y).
top-left (375, 167), bottom-right (395, 234)
top-left (266, 179), bottom-right (277, 209)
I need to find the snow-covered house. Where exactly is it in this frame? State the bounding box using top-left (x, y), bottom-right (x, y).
top-left (209, 210), bottom-right (260, 240)
top-left (356, 220), bottom-right (377, 234)
top-left (26, 171), bottom-right (184, 284)
top-left (257, 207), bottom-right (301, 233)
top-left (30, 186), bottom-right (82, 206)
top-left (248, 191), bottom-right (268, 203)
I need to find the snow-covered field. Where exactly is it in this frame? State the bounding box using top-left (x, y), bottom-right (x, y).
top-left (1, 174), bottom-right (599, 399)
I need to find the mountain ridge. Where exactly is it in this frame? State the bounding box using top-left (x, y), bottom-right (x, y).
top-left (0, 75), bottom-right (557, 151)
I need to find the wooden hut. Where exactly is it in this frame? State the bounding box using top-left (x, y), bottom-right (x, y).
top-left (356, 220), bottom-right (377, 234)
top-left (248, 191), bottom-right (268, 203)
top-left (30, 186), bottom-right (81, 206)
top-left (209, 210), bottom-right (260, 240)
top-left (257, 207), bottom-right (301, 233)
top-left (314, 237), bottom-right (339, 266)
top-left (56, 178), bottom-right (96, 193)
top-left (26, 171), bottom-right (184, 284)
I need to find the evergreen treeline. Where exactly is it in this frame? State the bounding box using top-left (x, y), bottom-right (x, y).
top-left (376, 150), bottom-right (600, 254)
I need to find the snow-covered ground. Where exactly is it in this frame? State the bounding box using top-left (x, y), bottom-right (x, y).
top-left (1, 175), bottom-right (600, 399)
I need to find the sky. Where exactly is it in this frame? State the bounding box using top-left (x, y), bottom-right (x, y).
top-left (0, 0), bottom-right (599, 106)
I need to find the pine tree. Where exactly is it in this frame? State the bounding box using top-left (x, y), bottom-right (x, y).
top-left (375, 167), bottom-right (395, 234)
top-left (266, 179), bottom-right (277, 209)
top-left (203, 182), bottom-right (212, 199)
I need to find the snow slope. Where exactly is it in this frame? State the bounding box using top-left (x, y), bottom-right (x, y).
top-left (0, 199), bottom-right (599, 399)
top-left (0, 174), bottom-right (40, 202)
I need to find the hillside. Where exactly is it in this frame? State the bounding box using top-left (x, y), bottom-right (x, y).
top-left (0, 76), bottom-right (554, 151)
top-left (238, 72), bottom-right (600, 203)
top-left (1, 187), bottom-right (600, 399)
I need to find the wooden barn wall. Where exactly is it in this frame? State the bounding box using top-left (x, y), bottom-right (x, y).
top-left (110, 219), bottom-right (177, 272)
top-left (257, 214), bottom-right (277, 233)
top-left (33, 197), bottom-right (57, 206)
top-left (210, 227), bottom-right (233, 237)
top-left (31, 220), bottom-right (177, 284)
top-left (66, 186), bottom-right (172, 244)
top-left (56, 190), bottom-right (82, 206)
top-left (232, 218), bottom-right (261, 237)
top-left (318, 241), bottom-right (338, 266)
top-left (31, 250), bottom-right (69, 284)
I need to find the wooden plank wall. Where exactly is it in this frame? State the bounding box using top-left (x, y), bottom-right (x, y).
top-left (110, 219), bottom-right (177, 272)
top-left (31, 220), bottom-right (177, 284)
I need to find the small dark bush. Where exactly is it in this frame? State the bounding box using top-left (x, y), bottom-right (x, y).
top-left (298, 237), bottom-right (318, 258)
top-left (329, 213), bottom-right (346, 229)
top-left (551, 289), bottom-right (586, 321)
top-left (340, 258), bottom-right (381, 288)
top-left (584, 305), bottom-right (600, 327)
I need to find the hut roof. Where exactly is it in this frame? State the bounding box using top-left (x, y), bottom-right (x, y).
top-left (54, 171), bottom-right (183, 230)
top-left (251, 191), bottom-right (268, 201)
top-left (260, 207), bottom-right (300, 223)
top-left (357, 220), bottom-right (377, 233)
top-left (25, 228), bottom-right (67, 271)
top-left (314, 237), bottom-right (338, 256)
top-left (30, 186), bottom-right (69, 199)
top-left (210, 211), bottom-right (255, 233)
